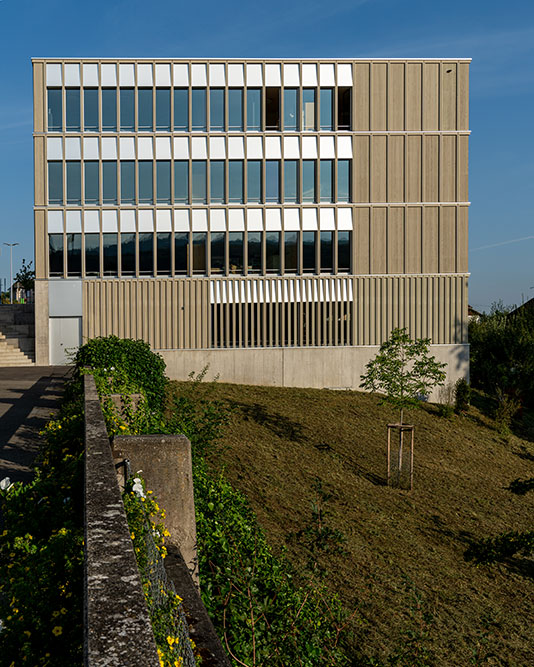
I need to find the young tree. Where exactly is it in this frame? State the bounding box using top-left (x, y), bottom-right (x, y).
top-left (360, 327), bottom-right (447, 425)
top-left (14, 259), bottom-right (35, 292)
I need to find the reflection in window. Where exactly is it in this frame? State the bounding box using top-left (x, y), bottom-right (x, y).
top-left (210, 161), bottom-right (225, 203)
top-left (320, 231), bottom-right (333, 272)
top-left (302, 160), bottom-right (316, 203)
top-left (320, 160), bottom-right (333, 202)
top-left (174, 161), bottom-right (189, 204)
top-left (47, 89), bottom-right (62, 131)
top-left (211, 232), bottom-right (225, 273)
top-left (192, 232), bottom-right (207, 274)
top-left (266, 231), bottom-right (281, 273)
top-left (120, 88), bottom-right (135, 131)
top-left (67, 234), bottom-right (82, 276)
top-left (49, 234), bottom-right (63, 276)
top-left (283, 160), bottom-right (298, 203)
top-left (85, 234), bottom-right (100, 276)
top-left (174, 89), bottom-right (189, 131)
top-left (138, 233), bottom-right (153, 275)
top-left (283, 89), bottom-right (298, 131)
top-left (191, 161), bottom-right (207, 204)
top-left (121, 233), bottom-right (136, 275)
top-left (228, 161), bottom-right (243, 204)
top-left (191, 89), bottom-right (207, 131)
top-left (103, 233), bottom-right (118, 275)
top-left (338, 231), bottom-right (351, 273)
top-left (337, 160), bottom-right (351, 202)
top-left (302, 89), bottom-right (315, 131)
top-left (157, 233), bottom-right (171, 275)
top-left (85, 161), bottom-right (99, 205)
top-left (102, 89), bottom-right (117, 131)
top-left (156, 88), bottom-right (171, 131)
top-left (156, 161), bottom-right (171, 204)
top-left (210, 89), bottom-right (224, 131)
top-left (138, 88), bottom-right (153, 131)
top-left (228, 89), bottom-right (243, 131)
top-left (175, 232), bottom-right (188, 274)
top-left (284, 231), bottom-right (298, 273)
top-left (338, 87), bottom-right (351, 130)
top-left (303, 231), bottom-right (316, 273)
top-left (102, 161), bottom-right (117, 205)
top-left (229, 232), bottom-right (244, 274)
top-left (66, 161), bottom-right (81, 205)
top-left (84, 88), bottom-right (99, 132)
top-left (48, 161), bottom-right (63, 205)
top-left (120, 161), bottom-right (135, 205)
top-left (265, 161), bottom-right (280, 203)
top-left (247, 161), bottom-right (261, 203)
top-left (247, 89), bottom-right (261, 131)
top-left (265, 88), bottom-right (280, 130)
top-left (320, 89), bottom-right (333, 131)
top-left (247, 232), bottom-right (262, 273)
top-left (66, 89), bottom-right (80, 131)
top-left (138, 161), bottom-right (153, 205)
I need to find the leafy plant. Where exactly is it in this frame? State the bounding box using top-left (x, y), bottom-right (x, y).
top-left (14, 258), bottom-right (35, 291)
top-left (494, 389), bottom-right (521, 436)
top-left (454, 378), bottom-right (471, 414)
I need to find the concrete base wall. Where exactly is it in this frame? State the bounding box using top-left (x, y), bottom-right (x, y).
top-left (159, 344), bottom-right (469, 401)
top-left (34, 280), bottom-right (49, 366)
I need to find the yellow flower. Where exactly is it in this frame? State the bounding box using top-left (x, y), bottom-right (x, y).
top-left (119, 425), bottom-right (126, 431)
top-left (60, 608), bottom-right (67, 615)
top-left (167, 635), bottom-right (174, 646)
top-left (130, 532), bottom-right (135, 540)
top-left (24, 630), bottom-right (31, 638)
top-left (52, 626), bottom-right (63, 636)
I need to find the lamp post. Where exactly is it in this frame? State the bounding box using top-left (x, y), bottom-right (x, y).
top-left (3, 243), bottom-right (19, 304)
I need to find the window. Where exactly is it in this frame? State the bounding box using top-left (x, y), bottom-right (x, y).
top-left (228, 89), bottom-right (243, 131)
top-left (156, 233), bottom-right (171, 274)
top-left (102, 161), bottom-right (117, 205)
top-left (338, 88), bottom-right (351, 130)
top-left (320, 231), bottom-right (333, 272)
top-left (337, 160), bottom-right (351, 202)
top-left (265, 231), bottom-right (281, 273)
top-left (228, 161), bottom-right (243, 204)
top-left (156, 88), bottom-right (171, 131)
top-left (283, 89), bottom-right (298, 131)
top-left (247, 161), bottom-right (261, 203)
top-left (284, 231), bottom-right (298, 273)
top-left (175, 232), bottom-right (188, 274)
top-left (156, 160), bottom-right (171, 204)
top-left (138, 88), bottom-right (153, 131)
top-left (210, 161), bottom-right (225, 203)
top-left (265, 161), bottom-right (280, 203)
top-left (302, 160), bottom-right (316, 203)
top-left (67, 234), bottom-right (82, 276)
top-left (49, 234), bottom-right (63, 276)
top-left (191, 89), bottom-right (207, 131)
top-left (85, 161), bottom-right (99, 205)
top-left (120, 161), bottom-right (135, 205)
top-left (210, 89), bottom-right (224, 131)
top-left (302, 89), bottom-right (315, 131)
top-left (84, 88), bottom-right (99, 131)
top-left (320, 160), bottom-right (333, 202)
top-left (48, 162), bottom-right (63, 205)
top-left (138, 233), bottom-right (153, 275)
top-left (121, 233), bottom-right (136, 275)
top-left (65, 89), bottom-right (80, 131)
top-left (102, 89), bottom-right (117, 131)
top-left (320, 89), bottom-right (333, 131)
top-left (247, 89), bottom-right (261, 131)
top-left (338, 231), bottom-right (351, 273)
top-left (192, 232), bottom-right (207, 274)
top-left (138, 161), bottom-right (153, 205)
top-left (283, 160), bottom-right (298, 203)
top-left (47, 88), bottom-right (62, 131)
top-left (211, 232), bottom-right (225, 273)
top-left (191, 161), bottom-right (207, 204)
top-left (247, 232), bottom-right (262, 273)
top-left (302, 231), bottom-right (316, 273)
top-left (85, 234), bottom-right (100, 276)
top-left (174, 161), bottom-right (189, 204)
top-left (66, 161), bottom-right (81, 205)
top-left (265, 88), bottom-right (280, 130)
top-left (229, 232), bottom-right (244, 274)
top-left (120, 88), bottom-right (135, 131)
top-left (103, 233), bottom-right (118, 275)
top-left (174, 89), bottom-right (189, 131)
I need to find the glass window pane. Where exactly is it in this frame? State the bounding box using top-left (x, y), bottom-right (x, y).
top-left (247, 161), bottom-right (261, 203)
top-left (191, 89), bottom-right (206, 131)
top-left (302, 160), bottom-right (316, 203)
top-left (320, 89), bottom-right (333, 131)
top-left (211, 232), bottom-right (225, 274)
top-left (337, 160), bottom-right (351, 203)
top-left (228, 161), bottom-right (243, 203)
top-left (65, 89), bottom-right (80, 131)
top-left (284, 231), bottom-right (298, 273)
top-left (138, 88), bottom-right (153, 131)
top-left (247, 89), bottom-right (261, 131)
top-left (102, 89), bottom-right (117, 131)
top-left (320, 160), bottom-right (333, 202)
top-left (210, 161), bottom-right (225, 203)
top-left (228, 89), bottom-right (243, 131)
top-left (283, 89), bottom-right (298, 131)
top-left (174, 89), bottom-right (189, 131)
top-left (85, 234), bottom-right (100, 276)
top-left (265, 161), bottom-right (280, 203)
top-left (175, 232), bottom-right (188, 274)
top-left (265, 88), bottom-right (280, 130)
top-left (174, 161), bottom-right (189, 204)
top-left (210, 89), bottom-right (224, 131)
top-left (120, 161), bottom-right (135, 205)
top-left (302, 89), bottom-right (316, 131)
top-left (48, 161), bottom-right (63, 205)
top-left (47, 88), bottom-right (62, 131)
top-left (283, 160), bottom-right (298, 203)
top-left (192, 232), bottom-right (207, 274)
top-left (66, 161), bottom-right (81, 205)
top-left (156, 160), bottom-right (171, 204)
top-left (247, 232), bottom-right (262, 273)
top-left (191, 161), bottom-right (207, 204)
top-left (338, 231), bottom-right (351, 273)
top-left (85, 161), bottom-right (99, 205)
top-left (138, 161), bottom-right (153, 204)
top-left (103, 233), bottom-right (118, 275)
top-left (84, 88), bottom-right (99, 131)
top-left (156, 88), bottom-right (171, 131)
top-left (102, 161), bottom-right (117, 204)
top-left (156, 232), bottom-right (171, 274)
top-left (49, 234), bottom-right (64, 276)
top-left (67, 233), bottom-right (82, 276)
top-left (229, 232), bottom-right (244, 274)
top-left (303, 231), bottom-right (316, 272)
top-left (121, 233), bottom-right (136, 275)
top-left (265, 231), bottom-right (280, 273)
top-left (120, 88), bottom-right (135, 131)
top-left (139, 232), bottom-right (153, 274)
top-left (338, 87), bottom-right (351, 130)
top-left (320, 231), bottom-right (333, 272)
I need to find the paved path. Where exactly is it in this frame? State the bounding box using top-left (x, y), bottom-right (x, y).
top-left (0, 367), bottom-right (71, 485)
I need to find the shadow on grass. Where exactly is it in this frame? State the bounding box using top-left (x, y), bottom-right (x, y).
top-left (230, 401), bottom-right (307, 442)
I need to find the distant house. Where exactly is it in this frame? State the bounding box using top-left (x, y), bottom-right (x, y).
top-left (468, 305), bottom-right (482, 322)
top-left (509, 298), bottom-right (534, 319)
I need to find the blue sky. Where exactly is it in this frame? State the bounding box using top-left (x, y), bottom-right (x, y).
top-left (0, 0), bottom-right (532, 310)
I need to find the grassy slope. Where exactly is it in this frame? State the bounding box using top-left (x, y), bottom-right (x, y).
top-left (173, 380), bottom-right (534, 665)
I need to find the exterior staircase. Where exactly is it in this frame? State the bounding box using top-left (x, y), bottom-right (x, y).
top-left (0, 306), bottom-right (35, 367)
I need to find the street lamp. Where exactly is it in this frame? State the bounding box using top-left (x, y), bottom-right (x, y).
top-left (3, 243), bottom-right (19, 304)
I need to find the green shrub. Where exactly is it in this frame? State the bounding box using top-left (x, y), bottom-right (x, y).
top-left (454, 378), bottom-right (471, 413)
top-left (494, 389), bottom-right (521, 435)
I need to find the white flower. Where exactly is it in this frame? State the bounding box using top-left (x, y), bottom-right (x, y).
top-left (110, 366), bottom-right (115, 371)
top-left (0, 477), bottom-right (12, 491)
top-left (132, 478), bottom-right (145, 498)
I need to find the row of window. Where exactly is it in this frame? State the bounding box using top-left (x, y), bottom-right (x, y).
top-left (47, 87), bottom-right (352, 133)
top-left (49, 230), bottom-right (352, 277)
top-left (48, 159), bottom-right (352, 206)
